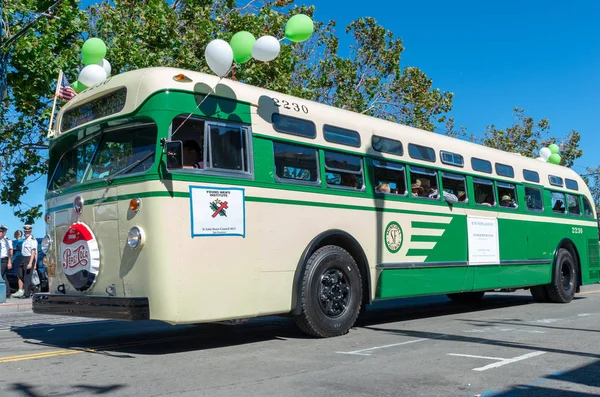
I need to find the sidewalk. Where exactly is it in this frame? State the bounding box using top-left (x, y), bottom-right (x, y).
top-left (0, 297), bottom-right (33, 314)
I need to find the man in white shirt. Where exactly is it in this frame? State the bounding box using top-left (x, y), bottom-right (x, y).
top-left (12, 224), bottom-right (36, 298)
top-left (0, 225), bottom-right (13, 299)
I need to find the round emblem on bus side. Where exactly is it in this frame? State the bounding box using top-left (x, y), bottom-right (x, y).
top-left (60, 222), bottom-right (100, 292)
top-left (385, 221), bottom-right (403, 254)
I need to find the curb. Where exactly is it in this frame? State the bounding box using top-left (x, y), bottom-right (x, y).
top-left (0, 300), bottom-right (33, 314)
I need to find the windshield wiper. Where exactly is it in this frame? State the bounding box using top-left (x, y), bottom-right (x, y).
top-left (105, 151), bottom-right (155, 185)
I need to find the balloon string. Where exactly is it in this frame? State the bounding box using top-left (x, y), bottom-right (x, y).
top-left (171, 67), bottom-right (233, 136)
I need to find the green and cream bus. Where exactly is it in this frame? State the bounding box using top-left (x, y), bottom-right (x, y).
top-left (33, 67), bottom-right (600, 338)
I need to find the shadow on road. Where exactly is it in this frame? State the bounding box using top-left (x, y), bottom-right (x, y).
top-left (9, 293), bottom-right (543, 357)
top-left (10, 382), bottom-right (125, 397)
top-left (476, 360), bottom-right (600, 396)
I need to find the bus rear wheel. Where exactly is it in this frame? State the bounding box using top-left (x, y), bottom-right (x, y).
top-left (294, 245), bottom-right (363, 338)
top-left (547, 248), bottom-right (578, 303)
top-left (447, 291), bottom-right (485, 303)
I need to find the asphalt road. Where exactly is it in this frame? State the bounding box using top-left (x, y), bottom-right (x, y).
top-left (1, 285), bottom-right (599, 397)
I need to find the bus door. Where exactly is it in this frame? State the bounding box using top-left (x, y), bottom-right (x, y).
top-left (524, 186), bottom-right (549, 260)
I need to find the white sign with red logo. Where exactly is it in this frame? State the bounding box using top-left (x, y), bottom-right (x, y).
top-left (60, 223), bottom-right (100, 288)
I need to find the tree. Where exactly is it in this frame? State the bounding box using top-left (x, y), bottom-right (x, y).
top-left (583, 166), bottom-right (600, 211)
top-left (446, 108), bottom-right (583, 168)
top-left (1, 0), bottom-right (86, 223)
top-left (1, 0), bottom-right (454, 222)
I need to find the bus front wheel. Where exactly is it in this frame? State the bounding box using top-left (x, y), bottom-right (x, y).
top-left (547, 248), bottom-right (578, 303)
top-left (294, 245), bottom-right (363, 338)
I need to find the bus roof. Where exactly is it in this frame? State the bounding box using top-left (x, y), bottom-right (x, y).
top-left (53, 67), bottom-right (591, 196)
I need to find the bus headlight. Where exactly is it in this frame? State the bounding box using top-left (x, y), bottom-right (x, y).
top-left (41, 235), bottom-right (52, 253)
top-left (127, 227), bottom-right (144, 249)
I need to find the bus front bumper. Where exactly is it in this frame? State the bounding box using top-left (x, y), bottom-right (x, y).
top-left (32, 294), bottom-right (150, 321)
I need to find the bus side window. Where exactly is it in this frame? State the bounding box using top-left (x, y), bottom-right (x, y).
top-left (473, 178), bottom-right (495, 206)
top-left (497, 182), bottom-right (518, 209)
top-left (409, 166), bottom-right (438, 200)
top-left (273, 141), bottom-right (319, 184)
top-left (582, 196), bottom-right (595, 218)
top-left (525, 187), bottom-right (543, 211)
top-left (324, 151), bottom-right (364, 190)
top-left (551, 191), bottom-right (566, 214)
top-left (171, 116), bottom-right (206, 169)
top-left (441, 172), bottom-right (467, 203)
top-left (567, 194), bottom-right (581, 216)
top-left (373, 160), bottom-right (407, 195)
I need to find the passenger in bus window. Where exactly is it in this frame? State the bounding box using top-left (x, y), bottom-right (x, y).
top-left (182, 140), bottom-right (206, 169)
top-left (500, 195), bottom-right (517, 208)
top-left (411, 180), bottom-right (423, 196)
top-left (375, 183), bottom-right (391, 193)
top-left (457, 191), bottom-right (467, 202)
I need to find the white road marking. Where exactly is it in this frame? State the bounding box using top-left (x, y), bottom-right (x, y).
top-left (447, 353), bottom-right (505, 360)
top-left (336, 338), bottom-right (429, 356)
top-left (448, 351), bottom-right (546, 371)
top-left (577, 313), bottom-right (591, 317)
top-left (534, 319), bottom-right (558, 324)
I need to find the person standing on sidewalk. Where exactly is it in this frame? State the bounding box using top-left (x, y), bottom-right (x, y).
top-left (12, 225), bottom-right (36, 299)
top-left (0, 225), bottom-right (13, 299)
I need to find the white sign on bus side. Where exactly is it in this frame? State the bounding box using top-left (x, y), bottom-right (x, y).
top-left (190, 186), bottom-right (246, 238)
top-left (466, 216), bottom-right (500, 265)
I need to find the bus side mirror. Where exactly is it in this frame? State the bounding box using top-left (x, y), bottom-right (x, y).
top-left (166, 141), bottom-right (183, 170)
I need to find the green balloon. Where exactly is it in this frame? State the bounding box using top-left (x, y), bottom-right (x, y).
top-left (230, 31), bottom-right (256, 64)
top-left (548, 143), bottom-right (559, 154)
top-left (81, 38), bottom-right (107, 66)
top-left (72, 80), bottom-right (88, 94)
top-left (285, 14), bottom-right (314, 43)
top-left (548, 153), bottom-right (561, 165)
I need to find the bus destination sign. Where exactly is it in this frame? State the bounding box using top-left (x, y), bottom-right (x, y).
top-left (60, 88), bottom-right (127, 132)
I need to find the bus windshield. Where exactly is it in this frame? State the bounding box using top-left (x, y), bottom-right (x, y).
top-left (49, 121), bottom-right (158, 191)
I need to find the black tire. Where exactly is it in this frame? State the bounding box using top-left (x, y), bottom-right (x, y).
top-left (530, 285), bottom-right (550, 303)
top-left (294, 245), bottom-right (363, 338)
top-left (447, 291), bottom-right (485, 303)
top-left (547, 248), bottom-right (578, 303)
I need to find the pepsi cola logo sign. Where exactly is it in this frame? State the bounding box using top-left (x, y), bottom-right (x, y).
top-left (60, 222), bottom-right (100, 291)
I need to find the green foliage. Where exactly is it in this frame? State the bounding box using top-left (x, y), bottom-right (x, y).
top-left (446, 108), bottom-right (583, 168)
top-left (2, 0), bottom-right (454, 223)
top-left (583, 166), bottom-right (600, 212)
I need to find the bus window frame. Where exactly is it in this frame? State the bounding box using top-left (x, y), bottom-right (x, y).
top-left (272, 141), bottom-right (321, 187)
top-left (566, 193), bottom-right (582, 217)
top-left (323, 150), bottom-right (365, 192)
top-left (372, 159), bottom-right (408, 196)
top-left (472, 177), bottom-right (496, 207)
top-left (48, 133), bottom-right (101, 192)
top-left (524, 185), bottom-right (544, 213)
top-left (169, 116), bottom-right (254, 180)
top-left (409, 165), bottom-right (440, 201)
top-left (550, 190), bottom-right (567, 215)
top-left (496, 181), bottom-right (519, 210)
top-left (440, 171), bottom-right (468, 204)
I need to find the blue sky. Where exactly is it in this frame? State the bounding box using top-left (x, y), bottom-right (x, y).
top-left (1, 0), bottom-right (598, 235)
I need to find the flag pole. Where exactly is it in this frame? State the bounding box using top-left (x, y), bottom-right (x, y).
top-left (47, 69), bottom-right (62, 138)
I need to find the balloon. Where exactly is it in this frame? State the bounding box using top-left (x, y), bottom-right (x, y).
top-left (81, 38), bottom-right (107, 66)
top-left (230, 31), bottom-right (256, 64)
top-left (78, 64), bottom-right (108, 87)
top-left (548, 143), bottom-right (559, 154)
top-left (535, 157), bottom-right (546, 162)
top-left (539, 147), bottom-right (551, 161)
top-left (252, 35), bottom-right (281, 61)
top-left (71, 80), bottom-right (88, 94)
top-left (548, 153), bottom-right (561, 165)
top-left (284, 14), bottom-right (314, 42)
top-left (205, 39), bottom-right (234, 77)
top-left (97, 58), bottom-right (111, 77)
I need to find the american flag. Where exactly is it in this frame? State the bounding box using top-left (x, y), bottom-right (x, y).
top-left (57, 73), bottom-right (76, 101)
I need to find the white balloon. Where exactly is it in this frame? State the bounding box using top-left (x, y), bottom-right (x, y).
top-left (252, 35), bottom-right (280, 62)
top-left (78, 64), bottom-right (107, 87)
top-left (539, 147), bottom-right (551, 161)
top-left (536, 157), bottom-right (546, 162)
top-left (205, 39), bottom-right (233, 77)
top-left (97, 58), bottom-right (111, 77)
